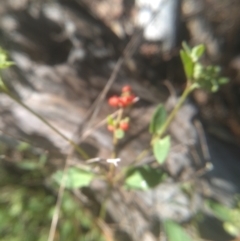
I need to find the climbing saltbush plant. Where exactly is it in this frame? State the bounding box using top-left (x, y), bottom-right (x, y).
top-left (124, 42), bottom-right (228, 191)
top-left (0, 42), bottom-right (230, 240)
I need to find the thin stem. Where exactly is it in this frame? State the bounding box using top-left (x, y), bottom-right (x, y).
top-left (133, 82), bottom-right (198, 164)
top-left (101, 108), bottom-right (124, 218)
top-left (6, 91), bottom-right (89, 159)
top-left (99, 183), bottom-right (112, 220)
top-left (131, 147), bottom-right (151, 166)
top-left (47, 154), bottom-right (71, 241)
top-left (111, 108), bottom-right (123, 158)
top-left (109, 108), bottom-right (124, 181)
top-left (153, 82), bottom-right (197, 140)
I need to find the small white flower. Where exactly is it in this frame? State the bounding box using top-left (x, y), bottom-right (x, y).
top-left (106, 158), bottom-right (121, 167)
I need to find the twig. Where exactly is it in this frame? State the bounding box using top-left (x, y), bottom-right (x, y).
top-left (5, 91), bottom-right (89, 160)
top-left (47, 153), bottom-right (71, 241)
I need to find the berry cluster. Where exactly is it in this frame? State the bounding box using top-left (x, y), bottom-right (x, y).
top-left (107, 85), bottom-right (137, 136)
top-left (107, 118), bottom-right (129, 132)
top-left (108, 85), bottom-right (136, 108)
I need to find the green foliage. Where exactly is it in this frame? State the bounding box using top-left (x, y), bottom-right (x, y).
top-left (0, 48), bottom-right (14, 69)
top-left (52, 167), bottom-right (94, 189)
top-left (13, 141), bottom-right (48, 171)
top-left (163, 220), bottom-right (193, 241)
top-left (194, 65), bottom-right (229, 92)
top-left (0, 48), bottom-right (14, 92)
top-left (0, 139), bottom-right (104, 241)
top-left (206, 199), bottom-right (240, 237)
top-left (149, 104), bottom-right (167, 135)
top-left (180, 42), bottom-right (205, 80)
top-left (152, 135), bottom-right (171, 164)
top-left (17, 142), bottom-right (31, 152)
top-left (180, 42), bottom-right (228, 91)
top-left (107, 115), bottom-right (115, 126)
top-left (114, 128), bottom-right (125, 139)
top-left (125, 165), bottom-right (166, 190)
top-left (191, 44), bottom-right (205, 62)
top-left (180, 50), bottom-right (194, 79)
top-left (17, 161), bottom-right (44, 170)
top-left (0, 164), bottom-right (104, 241)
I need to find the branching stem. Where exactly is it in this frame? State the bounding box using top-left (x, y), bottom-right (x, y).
top-left (5, 91), bottom-right (89, 159)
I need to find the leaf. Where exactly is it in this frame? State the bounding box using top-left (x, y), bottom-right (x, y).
top-left (0, 48), bottom-right (14, 69)
top-left (211, 83), bottom-right (219, 92)
top-left (125, 169), bottom-right (147, 190)
top-left (17, 161), bottom-right (42, 170)
top-left (52, 167), bottom-right (94, 189)
top-left (224, 223), bottom-right (240, 237)
top-left (0, 61), bottom-right (14, 69)
top-left (125, 165), bottom-right (166, 190)
top-left (153, 135), bottom-right (171, 164)
top-left (180, 50), bottom-right (194, 79)
top-left (193, 63), bottom-right (203, 80)
top-left (0, 77), bottom-right (9, 92)
top-left (218, 77), bottom-right (229, 85)
top-left (164, 220), bottom-right (193, 241)
top-left (191, 44), bottom-right (205, 62)
top-left (149, 104), bottom-right (167, 135)
top-left (107, 115), bottom-right (114, 125)
top-left (182, 41), bottom-right (192, 55)
top-left (17, 142), bottom-right (31, 152)
top-left (0, 50), bottom-right (7, 63)
top-left (206, 200), bottom-right (233, 222)
top-left (114, 128), bottom-right (125, 139)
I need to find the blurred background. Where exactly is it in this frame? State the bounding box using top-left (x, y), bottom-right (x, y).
top-left (0, 0), bottom-right (240, 240)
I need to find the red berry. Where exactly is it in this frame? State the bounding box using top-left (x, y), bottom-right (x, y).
top-left (107, 125), bottom-right (115, 132)
top-left (119, 95), bottom-right (135, 107)
top-left (128, 95), bottom-right (136, 103)
top-left (122, 85), bottom-right (131, 93)
top-left (120, 122), bottom-right (129, 131)
top-left (119, 96), bottom-right (129, 107)
top-left (108, 96), bottom-right (119, 107)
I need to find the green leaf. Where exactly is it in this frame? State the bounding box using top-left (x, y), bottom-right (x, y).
top-left (17, 161), bottom-right (42, 170)
top-left (191, 44), bottom-right (205, 62)
top-left (0, 48), bottom-right (14, 69)
top-left (224, 223), bottom-right (240, 237)
top-left (107, 115), bottom-right (114, 125)
top-left (164, 220), bottom-right (193, 241)
top-left (182, 41), bottom-right (192, 55)
top-left (114, 128), bottom-right (125, 139)
top-left (125, 165), bottom-right (166, 190)
top-left (17, 142), bottom-right (31, 152)
top-left (193, 63), bottom-right (203, 80)
top-left (149, 104), bottom-right (167, 135)
top-left (0, 77), bottom-right (9, 92)
top-left (180, 50), bottom-right (194, 79)
top-left (153, 135), bottom-right (171, 164)
top-left (0, 61), bottom-right (14, 69)
top-left (218, 77), bottom-right (229, 85)
top-left (0, 50), bottom-right (7, 63)
top-left (211, 83), bottom-right (219, 92)
top-left (52, 167), bottom-right (94, 189)
top-left (206, 200), bottom-right (233, 222)
top-left (125, 169), bottom-right (147, 190)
